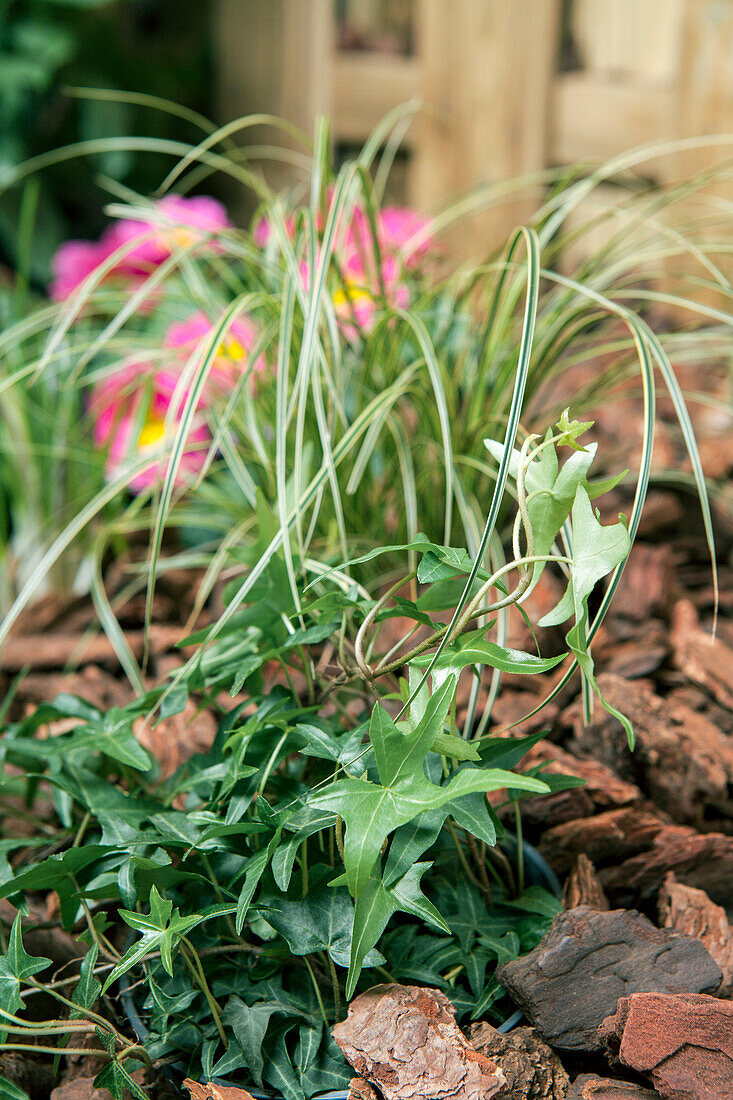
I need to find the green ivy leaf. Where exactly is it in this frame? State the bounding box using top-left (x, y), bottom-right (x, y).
top-left (93, 1054), bottom-right (147, 1100)
top-left (347, 862), bottom-right (447, 998)
top-left (413, 638), bottom-right (566, 675)
top-left (310, 688), bottom-right (547, 896)
top-left (0, 916), bottom-right (50, 1016)
top-left (71, 943), bottom-right (101, 1015)
top-left (103, 889), bottom-right (234, 991)
top-left (539, 486), bottom-right (630, 629)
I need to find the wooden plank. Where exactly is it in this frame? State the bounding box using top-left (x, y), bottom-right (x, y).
top-left (573, 0), bottom-right (684, 84)
top-left (331, 52), bottom-right (420, 143)
top-left (216, 0), bottom-right (333, 142)
top-left (551, 73), bottom-right (674, 166)
top-left (412, 0), bottom-right (562, 255)
top-left (669, 0), bottom-right (733, 312)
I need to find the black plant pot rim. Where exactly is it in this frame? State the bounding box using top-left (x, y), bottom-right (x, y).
top-left (119, 836), bottom-right (560, 1096)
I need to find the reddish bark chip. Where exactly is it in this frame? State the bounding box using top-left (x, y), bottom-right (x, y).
top-left (567, 1075), bottom-right (661, 1099)
top-left (496, 906), bottom-right (722, 1051)
top-left (468, 1021), bottom-right (569, 1098)
top-left (332, 984), bottom-right (506, 1100)
top-left (599, 992), bottom-right (733, 1100)
top-left (600, 826), bottom-right (733, 910)
top-left (183, 1081), bottom-right (256, 1100)
top-left (539, 808), bottom-right (666, 875)
top-left (671, 599), bottom-right (733, 711)
top-left (659, 873), bottom-right (733, 996)
top-left (348, 1078), bottom-right (383, 1100)
top-left (563, 854), bottom-right (609, 910)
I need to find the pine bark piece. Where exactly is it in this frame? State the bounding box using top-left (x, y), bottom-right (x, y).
top-left (133, 699), bottom-right (216, 778)
top-left (563, 855), bottom-right (609, 910)
top-left (184, 1082), bottom-right (256, 1100)
top-left (599, 993), bottom-right (733, 1100)
top-left (348, 1078), bottom-right (384, 1100)
top-left (332, 985), bottom-right (507, 1100)
top-left (538, 808), bottom-right (666, 875)
top-left (468, 1021), bottom-right (570, 1098)
top-left (600, 826), bottom-right (733, 910)
top-left (565, 674), bottom-right (733, 828)
top-left (567, 1075), bottom-right (661, 1099)
top-left (671, 599), bottom-right (733, 711)
top-left (505, 741), bottom-right (641, 828)
top-left (610, 544), bottom-right (673, 622)
top-left (496, 906), bottom-right (722, 1052)
top-left (658, 873), bottom-right (733, 996)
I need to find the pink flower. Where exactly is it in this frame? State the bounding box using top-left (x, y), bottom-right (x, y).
top-left (377, 207), bottom-right (434, 268)
top-left (103, 195), bottom-right (231, 272)
top-left (90, 362), bottom-right (210, 492)
top-left (49, 195), bottom-right (231, 302)
top-left (164, 311), bottom-right (268, 393)
top-left (50, 239), bottom-right (110, 302)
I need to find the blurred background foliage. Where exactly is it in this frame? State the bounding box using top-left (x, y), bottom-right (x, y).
top-left (0, 0), bottom-right (215, 284)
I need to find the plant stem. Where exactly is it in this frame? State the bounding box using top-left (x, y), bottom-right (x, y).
top-left (514, 802), bottom-right (525, 896)
top-left (180, 938), bottom-right (228, 1049)
top-left (323, 950), bottom-right (341, 1022)
top-left (303, 956), bottom-right (329, 1027)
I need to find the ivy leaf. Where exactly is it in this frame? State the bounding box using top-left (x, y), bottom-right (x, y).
top-left (71, 943), bottom-right (101, 1015)
top-left (93, 1054), bottom-right (147, 1100)
top-left (223, 996), bottom-right (285, 1087)
top-left (540, 485), bottom-right (630, 628)
top-left (485, 434), bottom-right (602, 595)
top-left (555, 408), bottom-right (594, 450)
top-left (264, 874), bottom-right (383, 969)
top-left (446, 791), bottom-right (500, 846)
top-left (0, 916), bottom-right (51, 1016)
top-left (539, 486), bottom-right (633, 746)
top-left (383, 809), bottom-right (447, 887)
top-left (103, 888), bottom-right (231, 991)
top-left (413, 639), bottom-right (565, 675)
top-left (310, 690), bottom-right (547, 897)
top-left (347, 863), bottom-right (447, 998)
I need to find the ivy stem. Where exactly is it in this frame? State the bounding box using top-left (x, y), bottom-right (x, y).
top-left (335, 815), bottom-right (345, 864)
top-left (466, 834), bottom-right (493, 908)
top-left (513, 803), bottom-right (525, 896)
top-left (322, 950), bottom-right (342, 1022)
top-left (180, 938), bottom-right (228, 1049)
top-left (71, 811), bottom-right (91, 849)
top-left (446, 821), bottom-right (484, 895)
top-left (304, 956), bottom-right (329, 1027)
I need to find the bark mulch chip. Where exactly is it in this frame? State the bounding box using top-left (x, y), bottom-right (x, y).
top-left (563, 854), bottom-right (609, 910)
top-left (567, 1076), bottom-right (662, 1099)
top-left (658, 873), bottom-right (733, 996)
top-left (599, 992), bottom-right (733, 1100)
top-left (467, 1020), bottom-right (570, 1098)
top-left (496, 906), bottom-right (722, 1051)
top-left (565, 673), bottom-right (733, 829)
top-left (332, 984), bottom-right (507, 1100)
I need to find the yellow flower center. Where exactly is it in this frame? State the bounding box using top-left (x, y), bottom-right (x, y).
top-left (170, 227), bottom-right (197, 250)
top-left (333, 279), bottom-right (372, 310)
top-left (138, 416), bottom-right (166, 450)
top-left (218, 337), bottom-right (246, 362)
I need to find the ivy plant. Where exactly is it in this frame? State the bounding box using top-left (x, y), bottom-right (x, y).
top-left (0, 415), bottom-right (631, 1096)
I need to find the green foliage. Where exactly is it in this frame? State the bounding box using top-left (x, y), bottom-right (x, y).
top-left (0, 427), bottom-right (635, 1088)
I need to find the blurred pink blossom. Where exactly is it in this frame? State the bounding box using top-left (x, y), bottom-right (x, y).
top-left (164, 311), bottom-right (268, 393)
top-left (49, 195), bottom-right (231, 302)
top-left (254, 199), bottom-right (435, 338)
top-left (90, 362), bottom-right (209, 492)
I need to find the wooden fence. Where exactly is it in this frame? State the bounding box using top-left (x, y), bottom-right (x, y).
top-left (216, 0), bottom-right (733, 251)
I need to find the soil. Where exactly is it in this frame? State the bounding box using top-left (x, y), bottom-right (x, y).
top-left (1, 365), bottom-right (732, 1098)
